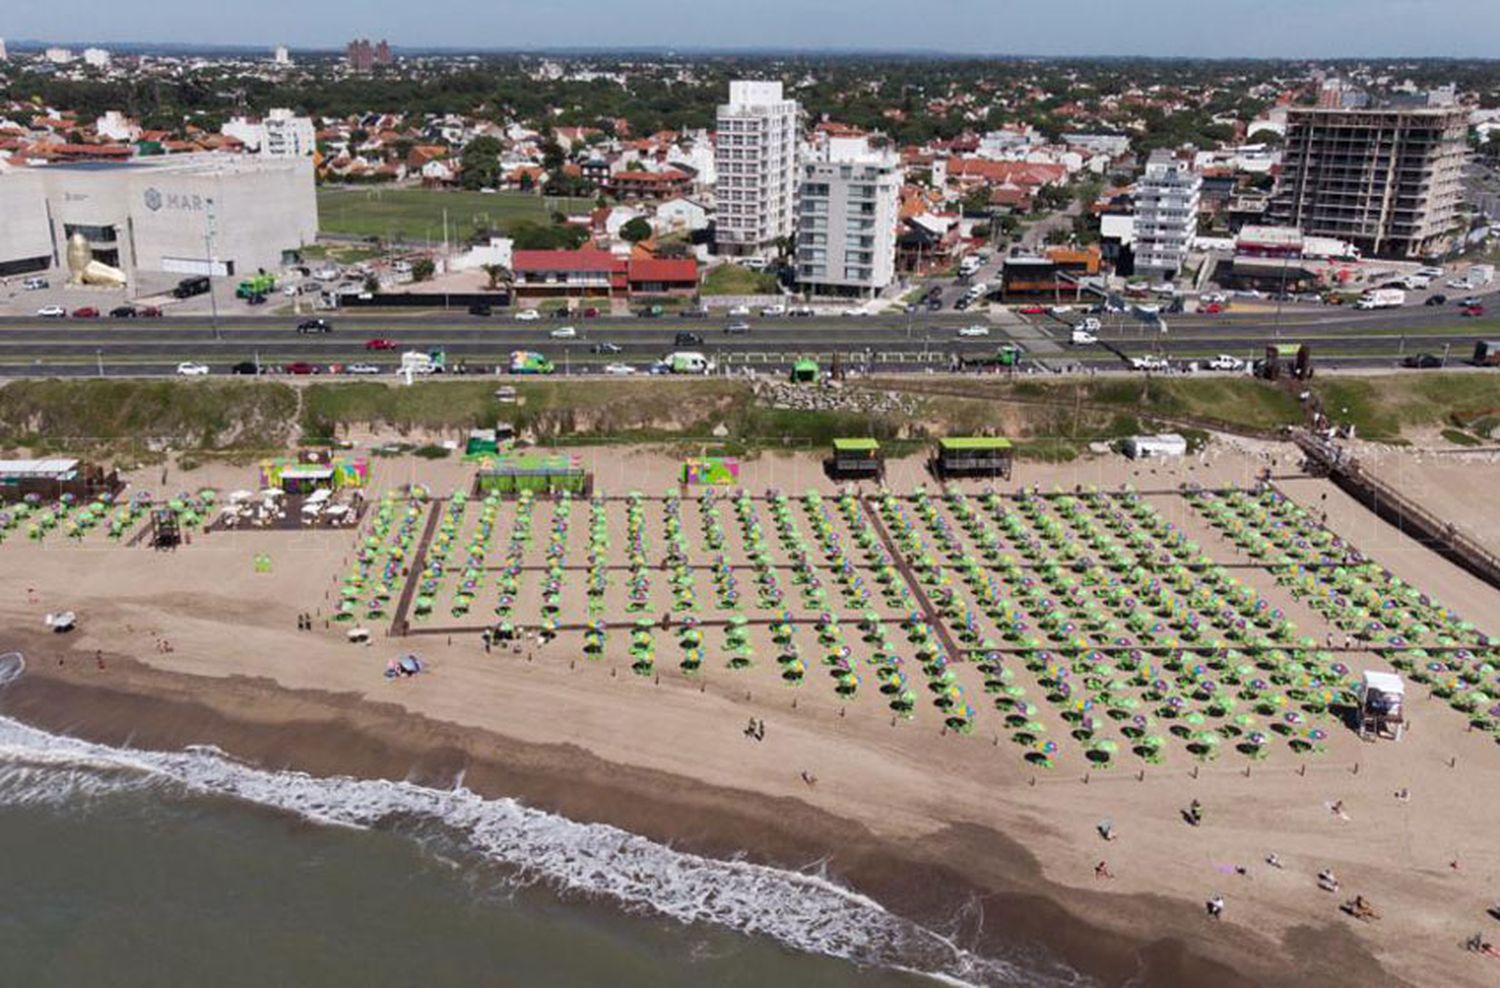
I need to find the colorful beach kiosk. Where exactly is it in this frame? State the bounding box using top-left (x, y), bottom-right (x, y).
top-left (828, 438), bottom-right (884, 481)
top-left (932, 436), bottom-right (1013, 480)
top-left (474, 453), bottom-right (591, 497)
top-left (259, 454), bottom-right (369, 495)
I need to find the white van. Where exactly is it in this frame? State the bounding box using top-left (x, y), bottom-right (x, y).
top-left (664, 351), bottom-right (715, 375)
top-left (397, 351), bottom-right (438, 376)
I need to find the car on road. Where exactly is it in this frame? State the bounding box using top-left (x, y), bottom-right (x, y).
top-left (1425, 294), bottom-right (1448, 307)
top-left (346, 362), bottom-right (382, 375)
top-left (549, 326), bottom-right (578, 339)
top-left (176, 362), bottom-right (210, 377)
top-left (110, 306), bottom-right (138, 318)
top-left (1402, 353), bottom-right (1442, 369)
top-left (1048, 305), bottom-right (1073, 315)
top-left (72, 306), bottom-right (100, 318)
top-left (1069, 329), bottom-right (1097, 346)
top-left (1017, 305), bottom-right (1047, 315)
top-left (788, 305), bottom-right (816, 318)
top-left (364, 338), bottom-right (398, 351)
top-left (953, 297), bottom-right (972, 311)
top-left (138, 306), bottom-right (162, 318)
top-left (1207, 354), bottom-right (1245, 372)
top-left (602, 362), bottom-right (637, 375)
top-left (957, 324), bottom-right (990, 338)
top-left (1459, 296), bottom-right (1484, 308)
top-left (1129, 355), bottom-right (1169, 371)
top-left (230, 361), bottom-right (261, 376)
top-left (674, 331), bottom-right (704, 346)
top-left (723, 321), bottom-right (751, 335)
top-left (1200, 302), bottom-right (1225, 314)
top-left (37, 305), bottom-right (66, 318)
top-left (727, 305), bottom-right (751, 317)
top-left (760, 304), bottom-right (787, 317)
top-left (1199, 292), bottom-right (1228, 305)
top-left (1462, 304), bottom-right (1486, 318)
top-left (514, 308), bottom-right (541, 321)
top-left (285, 362), bottom-right (320, 375)
top-left (591, 341), bottom-right (623, 354)
top-left (22, 276), bottom-right (49, 291)
top-left (297, 318), bottom-right (332, 334)
top-left (468, 303), bottom-right (492, 317)
top-left (245, 293), bottom-right (267, 306)
top-left (581, 306), bottom-right (601, 318)
top-left (678, 306), bottom-right (709, 319)
top-left (1134, 303), bottom-right (1162, 316)
top-left (635, 305), bottom-right (665, 318)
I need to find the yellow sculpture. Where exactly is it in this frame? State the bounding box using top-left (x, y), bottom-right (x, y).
top-left (65, 232), bottom-right (127, 288)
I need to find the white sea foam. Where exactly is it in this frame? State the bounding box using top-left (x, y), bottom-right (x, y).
top-left (0, 712), bottom-right (1088, 987)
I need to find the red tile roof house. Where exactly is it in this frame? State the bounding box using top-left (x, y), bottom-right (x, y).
top-left (603, 168), bottom-right (693, 201)
top-left (511, 249), bottom-right (698, 300)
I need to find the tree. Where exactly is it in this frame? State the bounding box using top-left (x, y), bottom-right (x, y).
top-left (962, 186), bottom-right (994, 216)
top-left (540, 137), bottom-right (566, 174)
top-left (411, 258), bottom-right (436, 282)
top-left (363, 272), bottom-right (381, 294)
top-left (619, 217), bottom-right (653, 243)
top-left (481, 263), bottom-right (513, 291)
top-left (459, 136), bottom-right (503, 191)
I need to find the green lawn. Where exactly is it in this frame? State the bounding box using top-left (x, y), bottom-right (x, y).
top-left (316, 188), bottom-right (595, 242)
top-left (701, 264), bottom-right (779, 296)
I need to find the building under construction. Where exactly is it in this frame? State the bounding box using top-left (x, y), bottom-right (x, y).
top-left (1271, 106), bottom-right (1468, 259)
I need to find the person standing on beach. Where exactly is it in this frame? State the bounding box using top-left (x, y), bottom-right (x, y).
top-left (1095, 861), bottom-right (1113, 880)
top-left (1206, 895), bottom-right (1224, 920)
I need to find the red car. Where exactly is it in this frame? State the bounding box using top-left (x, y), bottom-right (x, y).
top-left (1462, 304), bottom-right (1485, 318)
top-left (364, 338), bottom-right (398, 351)
top-left (72, 306), bottom-right (100, 318)
top-left (1018, 305), bottom-right (1047, 315)
top-left (139, 306), bottom-right (162, 318)
top-left (285, 362), bottom-right (320, 375)
top-left (1200, 302), bottom-right (1224, 314)
top-left (581, 307), bottom-right (600, 318)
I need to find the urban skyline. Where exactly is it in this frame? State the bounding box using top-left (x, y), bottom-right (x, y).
top-left (4, 0), bottom-right (1500, 58)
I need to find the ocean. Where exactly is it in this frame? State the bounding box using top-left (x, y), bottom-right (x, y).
top-left (0, 712), bottom-right (1081, 988)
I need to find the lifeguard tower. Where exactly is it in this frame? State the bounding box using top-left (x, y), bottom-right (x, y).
top-left (1355, 670), bottom-right (1406, 741)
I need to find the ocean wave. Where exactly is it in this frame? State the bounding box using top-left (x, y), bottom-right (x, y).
top-left (0, 713), bottom-right (1087, 988)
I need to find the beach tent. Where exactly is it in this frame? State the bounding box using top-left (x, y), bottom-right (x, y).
top-left (1355, 670), bottom-right (1406, 741)
top-left (790, 359), bottom-right (819, 384)
top-left (830, 438), bottom-right (884, 480)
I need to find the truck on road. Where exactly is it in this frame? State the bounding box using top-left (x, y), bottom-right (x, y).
top-left (1472, 340), bottom-right (1500, 367)
top-left (1356, 288), bottom-right (1405, 310)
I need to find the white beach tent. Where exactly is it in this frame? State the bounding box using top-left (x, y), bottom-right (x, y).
top-left (1356, 670), bottom-right (1407, 741)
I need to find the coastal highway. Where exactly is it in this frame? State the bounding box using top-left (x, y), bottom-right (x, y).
top-left (0, 295), bottom-right (1495, 377)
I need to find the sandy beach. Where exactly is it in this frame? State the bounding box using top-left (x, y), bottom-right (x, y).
top-left (3, 441), bottom-right (1500, 986)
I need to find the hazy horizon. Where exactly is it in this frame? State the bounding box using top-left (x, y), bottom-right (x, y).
top-left (3, 0), bottom-right (1499, 59)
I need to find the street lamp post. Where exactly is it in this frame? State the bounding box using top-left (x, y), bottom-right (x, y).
top-left (205, 196), bottom-right (221, 341)
top-left (96, 348), bottom-right (103, 378)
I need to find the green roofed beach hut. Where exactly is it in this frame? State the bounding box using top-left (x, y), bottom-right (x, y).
top-left (933, 437), bottom-right (1013, 480)
top-left (790, 359), bottom-right (820, 384)
top-left (475, 453), bottom-right (592, 497)
top-left (830, 438), bottom-right (884, 480)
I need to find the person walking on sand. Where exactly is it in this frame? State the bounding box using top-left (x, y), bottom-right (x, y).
top-left (1206, 895), bottom-right (1224, 920)
top-left (1095, 861), bottom-right (1113, 880)
top-left (1187, 799), bottom-right (1204, 826)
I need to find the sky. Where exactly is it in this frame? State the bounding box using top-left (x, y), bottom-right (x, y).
top-left (4, 0), bottom-right (1499, 58)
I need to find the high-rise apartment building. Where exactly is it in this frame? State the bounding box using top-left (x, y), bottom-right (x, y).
top-left (347, 39), bottom-right (391, 72)
top-left (273, 45), bottom-right (291, 66)
top-left (221, 109), bottom-right (316, 158)
top-left (1271, 106), bottom-right (1469, 259)
top-left (1134, 149), bottom-right (1201, 281)
top-left (0, 38), bottom-right (9, 61)
top-left (795, 136), bottom-right (900, 297)
top-left (714, 80), bottom-right (800, 256)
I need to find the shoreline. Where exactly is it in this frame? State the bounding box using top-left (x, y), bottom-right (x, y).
top-left (0, 635), bottom-right (1377, 988)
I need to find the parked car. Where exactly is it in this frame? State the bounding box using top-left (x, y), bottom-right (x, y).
top-left (1200, 302), bottom-right (1224, 314)
top-left (1017, 305), bottom-right (1047, 315)
top-left (788, 305), bottom-right (816, 317)
top-left (1425, 294), bottom-right (1448, 307)
top-left (1207, 354), bottom-right (1245, 372)
top-left (176, 362), bottom-right (210, 376)
top-left (346, 362), bottom-right (382, 375)
top-left (37, 305), bottom-right (66, 318)
top-left (22, 276), bottom-right (49, 291)
top-left (1403, 353), bottom-right (1442, 369)
top-left (514, 308), bottom-right (541, 321)
top-left (364, 338), bottom-right (398, 351)
top-left (760, 304), bottom-right (787, 317)
top-left (591, 341), bottom-right (623, 354)
top-left (245, 293), bottom-right (267, 306)
top-left (138, 306), bottom-right (162, 318)
top-left (285, 362), bottom-right (320, 375)
top-left (679, 306), bottom-right (709, 318)
top-left (230, 361), bottom-right (261, 375)
top-left (468, 303), bottom-right (492, 317)
top-left (1459, 296), bottom-right (1484, 308)
top-left (1069, 329), bottom-right (1097, 346)
top-left (72, 306), bottom-right (100, 318)
top-left (549, 325), bottom-right (578, 339)
top-left (727, 305), bottom-right (751, 317)
top-left (1130, 355), bottom-right (1169, 371)
top-left (674, 331), bottom-right (704, 346)
top-left (1462, 304), bottom-right (1485, 318)
top-left (581, 307), bottom-right (601, 318)
top-left (296, 318), bottom-right (332, 334)
top-left (109, 306), bottom-right (138, 318)
top-left (957, 325), bottom-right (990, 338)
top-left (723, 321), bottom-right (751, 335)
top-left (1048, 305), bottom-right (1073, 315)
top-left (635, 305), bottom-right (665, 318)
top-left (953, 297), bottom-right (972, 311)
top-left (602, 362), bottom-right (637, 375)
